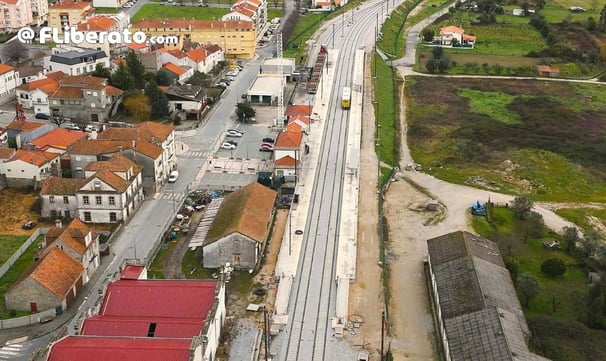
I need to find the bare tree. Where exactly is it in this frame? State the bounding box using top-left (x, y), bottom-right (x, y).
top-left (50, 113), bottom-right (68, 128)
top-left (1, 40), bottom-right (28, 65)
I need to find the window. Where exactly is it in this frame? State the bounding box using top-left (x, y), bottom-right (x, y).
top-left (83, 196), bottom-right (89, 205)
top-left (64, 210), bottom-right (71, 219)
top-left (93, 92), bottom-right (97, 96)
top-left (95, 196), bottom-right (102, 205)
top-left (49, 195), bottom-right (55, 203)
top-left (109, 212), bottom-right (117, 222)
top-left (109, 196), bottom-right (115, 205)
top-left (50, 210), bottom-right (57, 219)
top-left (84, 212), bottom-right (91, 222)
top-left (63, 196), bottom-right (69, 204)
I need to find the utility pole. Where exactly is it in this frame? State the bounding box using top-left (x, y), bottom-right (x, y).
top-left (264, 308), bottom-right (269, 361)
top-left (341, 13), bottom-right (344, 37)
top-left (332, 23), bottom-right (335, 49)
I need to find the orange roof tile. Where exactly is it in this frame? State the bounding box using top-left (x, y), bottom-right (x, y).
top-left (285, 104), bottom-right (312, 117)
top-left (274, 155), bottom-right (297, 167)
top-left (50, 0), bottom-right (92, 10)
top-left (45, 218), bottom-right (95, 255)
top-left (29, 248), bottom-right (83, 297)
top-left (6, 119), bottom-right (46, 132)
top-left (40, 176), bottom-right (86, 195)
top-left (286, 122), bottom-right (302, 133)
top-left (86, 167), bottom-right (130, 192)
top-left (30, 128), bottom-right (87, 151)
top-left (105, 85), bottom-right (124, 96)
top-left (463, 34), bottom-right (476, 41)
top-left (274, 131), bottom-right (303, 148)
top-left (46, 71), bottom-right (66, 81)
top-left (70, 138), bottom-right (162, 159)
top-left (0, 63), bottom-right (15, 75)
top-left (128, 42), bottom-right (148, 50)
top-left (16, 77), bottom-right (60, 94)
top-left (163, 62), bottom-right (186, 76)
top-left (51, 87), bottom-right (83, 99)
top-left (85, 152), bottom-right (140, 174)
top-left (99, 121), bottom-right (174, 143)
top-left (205, 182), bottom-right (277, 244)
top-left (288, 114), bottom-right (310, 125)
top-left (440, 25), bottom-right (464, 35)
top-left (9, 149), bottom-right (59, 167)
top-left (77, 16), bottom-right (116, 32)
top-left (187, 48), bottom-right (206, 62)
top-left (0, 148), bottom-right (16, 160)
top-left (232, 6), bottom-right (255, 18)
top-left (162, 49), bottom-right (187, 59)
top-left (59, 75), bottom-right (107, 89)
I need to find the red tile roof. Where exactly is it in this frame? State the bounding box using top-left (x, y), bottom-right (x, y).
top-left (77, 16), bottom-right (116, 32)
top-left (40, 176), bottom-right (86, 195)
top-left (9, 149), bottom-right (58, 167)
top-left (85, 168), bottom-right (131, 193)
top-left (275, 130), bottom-right (303, 148)
top-left (128, 42), bottom-right (148, 50)
top-left (286, 122), bottom-right (302, 133)
top-left (16, 77), bottom-right (60, 94)
top-left (51, 87), bottom-right (84, 99)
top-left (163, 62), bottom-right (186, 76)
top-left (0, 63), bottom-right (15, 75)
top-left (274, 155), bottom-right (297, 167)
top-left (440, 25), bottom-right (465, 35)
top-left (50, 0), bottom-right (92, 10)
top-left (6, 119), bottom-right (46, 132)
top-left (26, 248), bottom-right (83, 297)
top-left (161, 48), bottom-right (187, 59)
top-left (70, 138), bottom-right (162, 159)
top-left (186, 48), bottom-right (206, 62)
top-left (288, 114), bottom-right (310, 125)
top-left (44, 218), bottom-right (95, 255)
top-left (59, 75), bottom-right (107, 89)
top-left (100, 121), bottom-right (174, 143)
top-left (85, 152), bottom-right (140, 174)
top-left (231, 6), bottom-right (255, 17)
top-left (105, 85), bottom-right (124, 96)
top-left (46, 71), bottom-right (66, 81)
top-left (285, 104), bottom-right (312, 117)
top-left (47, 336), bottom-right (193, 361)
top-left (29, 128), bottom-right (87, 151)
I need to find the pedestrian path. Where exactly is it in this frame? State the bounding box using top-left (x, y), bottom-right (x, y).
top-left (0, 343), bottom-right (23, 360)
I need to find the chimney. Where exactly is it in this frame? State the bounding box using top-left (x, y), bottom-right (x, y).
top-left (55, 219), bottom-right (63, 228)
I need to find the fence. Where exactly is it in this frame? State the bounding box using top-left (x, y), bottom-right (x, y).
top-left (0, 308), bottom-right (56, 330)
top-left (0, 228), bottom-right (48, 279)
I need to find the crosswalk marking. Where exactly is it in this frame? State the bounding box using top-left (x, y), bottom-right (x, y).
top-left (182, 151), bottom-right (206, 158)
top-left (157, 192), bottom-right (185, 201)
top-left (0, 344), bottom-right (24, 360)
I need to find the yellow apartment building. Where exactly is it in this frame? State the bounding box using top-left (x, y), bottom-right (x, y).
top-left (49, 0), bottom-right (94, 33)
top-left (131, 20), bottom-right (256, 59)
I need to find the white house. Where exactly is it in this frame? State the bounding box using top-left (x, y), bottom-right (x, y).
top-left (45, 47), bottom-right (110, 76)
top-left (92, 0), bottom-right (128, 9)
top-left (202, 44), bottom-right (225, 69)
top-left (40, 176), bottom-right (86, 220)
top-left (0, 149), bottom-right (61, 188)
top-left (78, 153), bottom-right (144, 223)
top-left (273, 130), bottom-right (304, 165)
top-left (439, 25), bottom-right (476, 48)
top-left (15, 76), bottom-right (61, 115)
top-left (0, 64), bottom-right (19, 104)
top-left (159, 49), bottom-right (189, 67)
top-left (273, 155), bottom-right (298, 182)
top-left (16, 65), bottom-right (46, 84)
top-left (185, 48), bottom-right (213, 74)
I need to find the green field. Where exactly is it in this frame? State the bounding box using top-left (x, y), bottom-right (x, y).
top-left (131, 4), bottom-right (228, 22)
top-left (555, 208), bottom-right (606, 234)
top-left (0, 235), bottom-right (28, 267)
top-left (0, 237), bottom-right (42, 319)
top-left (406, 76), bottom-right (606, 202)
top-left (374, 54), bottom-right (399, 166)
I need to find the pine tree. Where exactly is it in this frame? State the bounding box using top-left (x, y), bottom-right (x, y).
top-left (144, 81), bottom-right (169, 119)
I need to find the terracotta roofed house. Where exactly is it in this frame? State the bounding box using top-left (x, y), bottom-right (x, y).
top-left (0, 63), bottom-right (20, 104)
top-left (28, 127), bottom-right (88, 154)
top-left (16, 77), bottom-right (61, 116)
top-left (40, 176), bottom-right (87, 219)
top-left (4, 247), bottom-right (84, 313)
top-left (0, 149), bottom-right (61, 187)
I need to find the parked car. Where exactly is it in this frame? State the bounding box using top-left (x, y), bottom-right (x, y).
top-left (65, 123), bottom-right (82, 131)
top-left (225, 140), bottom-right (238, 146)
top-left (22, 221), bottom-right (36, 230)
top-left (226, 70), bottom-right (238, 77)
top-left (220, 78), bottom-right (231, 84)
top-left (226, 130), bottom-right (243, 137)
top-left (168, 170), bottom-right (179, 183)
top-left (35, 113), bottom-right (50, 120)
top-left (262, 137), bottom-right (275, 144)
top-left (221, 142), bottom-right (237, 150)
top-left (259, 141), bottom-right (274, 148)
top-left (259, 144), bottom-right (274, 152)
top-left (215, 82), bottom-right (227, 88)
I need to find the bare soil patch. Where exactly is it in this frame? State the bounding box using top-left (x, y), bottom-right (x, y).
top-left (0, 188), bottom-right (42, 235)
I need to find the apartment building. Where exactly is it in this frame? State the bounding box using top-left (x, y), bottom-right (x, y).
top-left (48, 0), bottom-right (94, 33)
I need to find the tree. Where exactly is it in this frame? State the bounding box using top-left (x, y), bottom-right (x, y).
top-left (517, 273), bottom-right (539, 308)
top-left (421, 28), bottom-right (434, 42)
top-left (235, 102), bottom-right (255, 122)
top-left (561, 226), bottom-right (580, 252)
top-left (144, 81), bottom-right (169, 119)
top-left (579, 231), bottom-right (601, 257)
top-left (126, 51), bottom-right (146, 90)
top-left (432, 46), bottom-right (444, 59)
top-left (1, 40), bottom-right (28, 65)
top-left (541, 258), bottom-right (567, 277)
top-left (426, 58), bottom-right (438, 73)
top-left (511, 196), bottom-right (533, 219)
top-left (49, 113), bottom-right (68, 128)
top-left (123, 94), bottom-right (151, 121)
top-left (156, 69), bottom-right (174, 86)
top-left (186, 71), bottom-right (211, 87)
top-left (91, 64), bottom-right (112, 80)
top-left (111, 63), bottom-right (135, 91)
top-left (505, 257), bottom-right (520, 281)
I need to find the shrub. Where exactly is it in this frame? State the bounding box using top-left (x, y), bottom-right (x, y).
top-left (541, 257), bottom-right (567, 277)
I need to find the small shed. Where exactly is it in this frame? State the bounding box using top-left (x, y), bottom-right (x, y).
top-left (537, 65), bottom-right (559, 77)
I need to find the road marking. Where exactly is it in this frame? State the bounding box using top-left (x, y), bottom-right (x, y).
top-left (5, 336), bottom-right (28, 345)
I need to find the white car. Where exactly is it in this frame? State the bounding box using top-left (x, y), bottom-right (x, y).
top-left (84, 125), bottom-right (98, 132)
top-left (123, 3), bottom-right (132, 7)
top-left (226, 70), bottom-right (238, 77)
top-left (226, 129), bottom-right (243, 137)
top-left (168, 170), bottom-right (179, 183)
top-left (221, 142), bottom-right (236, 150)
top-left (65, 123), bottom-right (82, 131)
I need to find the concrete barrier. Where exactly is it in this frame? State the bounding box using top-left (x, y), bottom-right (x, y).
top-left (0, 308), bottom-right (57, 330)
